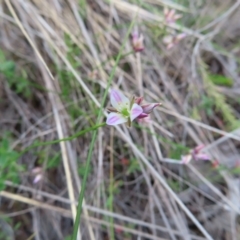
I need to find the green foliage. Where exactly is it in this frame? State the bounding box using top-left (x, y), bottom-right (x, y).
top-left (0, 217), bottom-right (21, 240)
top-left (0, 50), bottom-right (14, 73)
top-left (64, 235), bottom-right (72, 240)
top-left (35, 146), bottom-right (59, 169)
top-left (208, 73), bottom-right (233, 87)
top-left (200, 62), bottom-right (240, 130)
top-left (65, 34), bottom-right (81, 69)
top-left (230, 167), bottom-right (240, 175)
top-left (0, 50), bottom-right (31, 98)
top-left (0, 226), bottom-right (12, 240)
top-left (123, 223), bottom-right (135, 239)
top-left (0, 60), bottom-right (15, 73)
top-left (58, 69), bottom-right (74, 99)
top-left (167, 179), bottom-right (181, 192)
top-left (78, 0), bottom-right (87, 18)
top-left (30, 149), bottom-right (62, 172)
top-left (135, 124), bottom-right (189, 159)
top-left (78, 162), bottom-right (92, 177)
top-left (200, 95), bottom-right (214, 117)
top-left (68, 104), bottom-right (85, 120)
top-left (169, 144), bottom-right (188, 160)
top-left (13, 222), bottom-right (21, 231)
top-left (46, 153), bottom-right (61, 169)
top-left (126, 158), bottom-right (141, 175)
top-left (0, 135), bottom-right (23, 190)
top-left (57, 34), bottom-right (80, 99)
top-left (191, 107), bottom-right (201, 120)
top-left (106, 180), bottom-right (123, 207)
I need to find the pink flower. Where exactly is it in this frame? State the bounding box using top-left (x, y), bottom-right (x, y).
top-left (33, 174), bottom-right (42, 184)
top-left (164, 8), bottom-right (182, 24)
top-left (31, 167), bottom-right (43, 184)
top-left (106, 90), bottom-right (161, 127)
top-left (32, 167), bottom-right (42, 174)
top-left (131, 29), bottom-right (144, 52)
top-left (134, 96), bottom-right (161, 120)
top-left (106, 90), bottom-right (143, 127)
top-left (137, 115), bottom-right (151, 124)
top-left (181, 145), bottom-right (210, 164)
top-left (163, 33), bottom-right (186, 49)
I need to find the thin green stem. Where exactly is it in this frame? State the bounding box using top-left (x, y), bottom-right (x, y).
top-left (109, 128), bottom-right (114, 240)
top-left (72, 20), bottom-right (136, 240)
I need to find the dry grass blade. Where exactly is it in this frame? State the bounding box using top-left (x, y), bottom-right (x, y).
top-left (3, 0), bottom-right (81, 238)
top-left (0, 189), bottom-right (206, 240)
top-left (0, 191), bottom-right (169, 240)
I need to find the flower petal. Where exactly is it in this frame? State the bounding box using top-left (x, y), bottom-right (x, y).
top-left (164, 8), bottom-right (169, 16)
top-left (176, 33), bottom-right (187, 42)
top-left (142, 103), bottom-right (160, 114)
top-left (110, 89), bottom-right (129, 111)
top-left (173, 14), bottom-right (182, 20)
top-left (194, 144), bottom-right (205, 154)
top-left (137, 113), bottom-right (148, 119)
top-left (135, 96), bottom-right (143, 105)
top-left (181, 154), bottom-right (192, 164)
top-left (167, 43), bottom-right (175, 49)
top-left (106, 112), bottom-right (127, 126)
top-left (132, 34), bottom-right (144, 52)
top-left (130, 103), bottom-right (143, 121)
top-left (195, 153), bottom-right (210, 161)
top-left (168, 9), bottom-right (175, 19)
top-left (137, 116), bottom-right (151, 124)
top-left (131, 28), bottom-right (139, 39)
top-left (163, 35), bottom-right (173, 45)
top-left (33, 174), bottom-right (42, 184)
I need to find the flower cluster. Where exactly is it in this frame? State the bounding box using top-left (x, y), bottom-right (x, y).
top-left (164, 8), bottom-right (182, 24)
top-left (162, 8), bottom-right (186, 49)
top-left (131, 29), bottom-right (144, 52)
top-left (163, 33), bottom-right (187, 49)
top-left (106, 90), bottom-right (160, 127)
top-left (181, 145), bottom-right (210, 164)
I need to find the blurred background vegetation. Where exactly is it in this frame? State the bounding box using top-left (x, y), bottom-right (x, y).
top-left (1, 0), bottom-right (240, 239)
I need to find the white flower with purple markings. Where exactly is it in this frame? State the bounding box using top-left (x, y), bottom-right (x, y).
top-left (106, 90), bottom-right (161, 127)
top-left (106, 90), bottom-right (143, 127)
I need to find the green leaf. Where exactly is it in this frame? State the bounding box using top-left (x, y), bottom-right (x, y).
top-left (106, 195), bottom-right (114, 208)
top-left (208, 73), bottom-right (233, 87)
top-left (170, 145), bottom-right (188, 159)
top-left (126, 158), bottom-right (140, 175)
top-left (78, 162), bottom-right (92, 177)
top-left (0, 61), bottom-right (15, 72)
top-left (47, 153), bottom-right (61, 169)
top-left (0, 135), bottom-right (22, 190)
top-left (0, 180), bottom-right (5, 191)
top-left (64, 235), bottom-right (72, 240)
